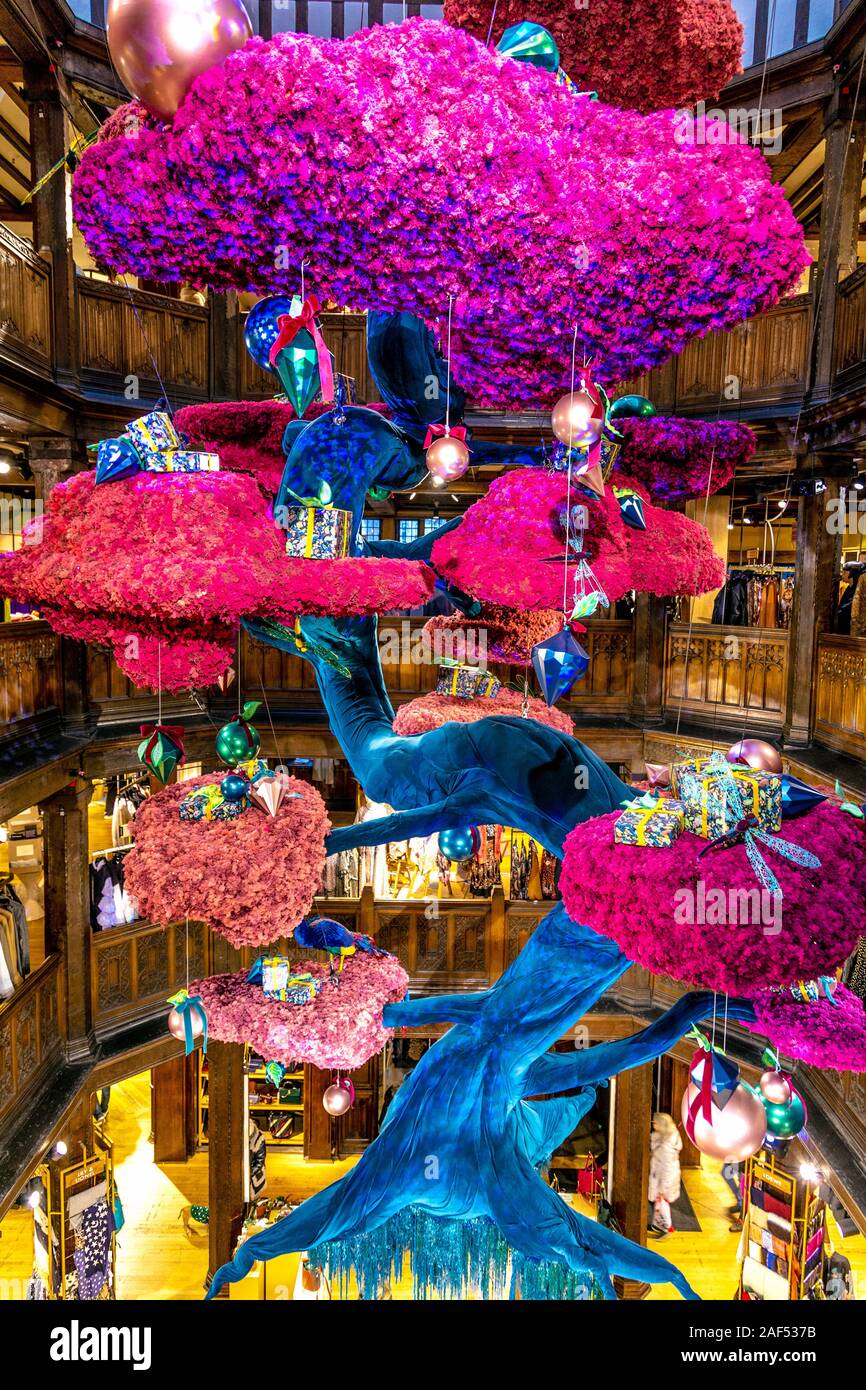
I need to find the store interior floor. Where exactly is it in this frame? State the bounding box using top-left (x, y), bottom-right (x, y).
top-left (3, 1071), bottom-right (865, 1300)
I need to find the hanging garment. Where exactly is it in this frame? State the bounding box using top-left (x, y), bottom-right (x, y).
top-left (0, 908), bottom-right (22, 997)
top-left (843, 938), bottom-right (866, 1002)
top-left (90, 856), bottom-right (137, 929)
top-left (757, 577), bottom-right (779, 629)
top-left (851, 570), bottom-right (866, 637)
top-left (777, 576), bottom-right (794, 629)
top-left (0, 883), bottom-right (29, 977)
top-left (540, 848), bottom-right (559, 900)
top-left (72, 1200), bottom-right (114, 1300)
top-left (249, 1119), bottom-right (267, 1199)
top-left (712, 571), bottom-right (752, 626)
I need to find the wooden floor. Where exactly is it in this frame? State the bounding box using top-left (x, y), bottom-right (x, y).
top-left (2, 1068), bottom-right (865, 1300)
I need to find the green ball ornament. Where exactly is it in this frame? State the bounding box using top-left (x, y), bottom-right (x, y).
top-left (763, 1087), bottom-right (807, 1139)
top-left (496, 21), bottom-right (560, 72)
top-left (216, 700), bottom-right (262, 768)
top-left (609, 394), bottom-right (656, 420)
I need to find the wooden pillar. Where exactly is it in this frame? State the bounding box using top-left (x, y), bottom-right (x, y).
top-left (152, 1053), bottom-right (197, 1163)
top-left (24, 63), bottom-right (80, 393)
top-left (206, 1040), bottom-right (246, 1291)
top-left (670, 1057), bottom-right (702, 1168)
top-left (209, 289), bottom-right (240, 401)
top-left (783, 476), bottom-right (840, 746)
top-left (40, 778), bottom-right (94, 1063)
top-left (811, 112), bottom-right (866, 399)
top-left (29, 438), bottom-right (80, 504)
top-left (489, 884), bottom-right (506, 982)
top-left (630, 593), bottom-right (666, 726)
top-left (610, 1060), bottom-right (652, 1299)
top-left (304, 1064), bottom-right (334, 1161)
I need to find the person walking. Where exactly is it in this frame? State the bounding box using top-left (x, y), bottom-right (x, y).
top-left (648, 1112), bottom-right (682, 1237)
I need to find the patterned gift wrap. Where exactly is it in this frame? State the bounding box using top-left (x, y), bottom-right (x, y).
top-left (283, 505), bottom-right (352, 558)
top-left (435, 664), bottom-right (482, 698)
top-left (474, 672), bottom-right (502, 699)
top-left (144, 450), bottom-right (220, 473)
top-left (126, 410), bottom-right (180, 456)
top-left (670, 755), bottom-right (720, 798)
top-left (613, 799), bottom-right (685, 847)
top-left (179, 784), bottom-right (245, 823)
top-left (261, 958), bottom-right (320, 1004)
top-left (679, 767), bottom-right (782, 840)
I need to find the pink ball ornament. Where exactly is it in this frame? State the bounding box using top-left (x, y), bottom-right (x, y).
top-left (323, 1080), bottom-right (353, 1116)
top-left (550, 389), bottom-right (603, 449)
top-left (167, 1005), bottom-right (204, 1044)
top-left (426, 434), bottom-right (470, 486)
top-left (726, 738), bottom-right (783, 774)
top-left (107, 0), bottom-right (253, 122)
top-left (759, 1070), bottom-right (792, 1106)
top-left (680, 1081), bottom-right (767, 1162)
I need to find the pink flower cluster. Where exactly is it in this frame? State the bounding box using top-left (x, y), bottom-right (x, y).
top-left (424, 606), bottom-right (562, 666)
top-left (191, 952), bottom-right (409, 1070)
top-left (445, 0), bottom-right (743, 112)
top-left (392, 687), bottom-right (575, 736)
top-left (0, 469), bottom-right (433, 691)
top-left (430, 466), bottom-right (724, 610)
top-left (175, 400), bottom-right (391, 496)
top-left (559, 805), bottom-right (866, 995)
top-left (617, 418), bottom-right (755, 502)
top-left (72, 20), bottom-right (807, 405)
top-left (745, 984), bottom-right (866, 1072)
top-left (125, 772), bottom-right (331, 947)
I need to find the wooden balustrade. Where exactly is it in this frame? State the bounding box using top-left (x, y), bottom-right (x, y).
top-left (833, 266), bottom-right (866, 390)
top-left (663, 622), bottom-right (789, 732)
top-left (91, 918), bottom-right (210, 1037)
top-left (0, 226), bottom-right (52, 377)
top-left (0, 955), bottom-right (64, 1124)
top-left (813, 633), bottom-right (866, 759)
top-left (0, 621), bottom-right (63, 743)
top-left (239, 309), bottom-right (380, 403)
top-left (77, 276), bottom-right (209, 403)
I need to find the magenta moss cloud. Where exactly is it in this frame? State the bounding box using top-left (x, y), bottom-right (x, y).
top-left (72, 20), bottom-right (807, 405)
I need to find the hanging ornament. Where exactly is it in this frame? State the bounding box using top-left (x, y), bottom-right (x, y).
top-left (167, 989), bottom-right (207, 1055)
top-left (759, 1070), bottom-right (792, 1106)
top-left (265, 1060), bottom-right (286, 1088)
top-left (268, 295), bottom-right (334, 419)
top-left (137, 722), bottom-right (186, 785)
top-left (571, 463), bottom-right (606, 500)
top-left (681, 1081), bottom-right (766, 1161)
top-left (323, 1078), bottom-right (354, 1116)
top-left (551, 376), bottom-right (604, 449)
top-left (609, 394), bottom-right (656, 421)
top-left (244, 295), bottom-right (300, 371)
top-left (779, 774), bottom-right (827, 818)
top-left (437, 826), bottom-right (479, 863)
top-left (496, 21), bottom-right (560, 71)
top-left (645, 762), bottom-right (671, 790)
top-left (216, 666), bottom-right (237, 695)
top-left (216, 701), bottom-right (262, 767)
top-left (613, 485), bottom-right (646, 531)
top-left (219, 772), bottom-right (250, 804)
top-left (726, 738), bottom-right (783, 773)
top-left (565, 512), bottom-right (609, 620)
top-left (425, 425), bottom-right (470, 486)
top-left (531, 624), bottom-right (589, 706)
top-left (248, 771), bottom-right (288, 819)
top-left (763, 1086), bottom-right (807, 1139)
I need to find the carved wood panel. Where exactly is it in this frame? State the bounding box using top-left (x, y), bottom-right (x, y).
top-left (664, 623), bottom-right (788, 731)
top-left (0, 226), bottom-right (52, 372)
top-left (0, 624), bottom-right (62, 736)
top-left (814, 634), bottom-right (866, 759)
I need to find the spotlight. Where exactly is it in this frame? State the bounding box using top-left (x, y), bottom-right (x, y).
top-left (727, 522), bottom-right (735, 530)
top-left (793, 479), bottom-right (826, 496)
top-left (53, 1141), bottom-right (67, 1157)
top-left (27, 1190), bottom-right (41, 1209)
top-left (855, 478), bottom-right (865, 492)
top-left (743, 515), bottom-right (753, 525)
top-left (431, 474), bottom-right (446, 488)
top-left (799, 1162), bottom-right (821, 1183)
top-left (409, 492), bottom-right (416, 500)
top-left (0, 460), bottom-right (10, 475)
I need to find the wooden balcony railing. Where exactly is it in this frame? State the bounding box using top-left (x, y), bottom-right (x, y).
top-left (77, 275), bottom-right (210, 403)
top-left (0, 225), bottom-right (52, 377)
top-left (239, 309), bottom-right (380, 403)
top-left (91, 918), bottom-right (210, 1037)
top-left (833, 266), bottom-right (866, 390)
top-left (663, 622), bottom-right (789, 732)
top-left (813, 632), bottom-right (866, 760)
top-left (0, 955), bottom-right (64, 1125)
top-left (0, 621), bottom-right (63, 744)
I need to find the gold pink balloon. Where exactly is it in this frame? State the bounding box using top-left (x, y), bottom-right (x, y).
top-left (726, 738), bottom-right (783, 774)
top-left (167, 1005), bottom-right (204, 1042)
top-left (107, 0), bottom-right (253, 121)
top-left (680, 1082), bottom-right (767, 1162)
top-left (550, 389), bottom-right (603, 448)
top-left (759, 1069), bottom-right (792, 1106)
top-left (426, 434), bottom-right (470, 485)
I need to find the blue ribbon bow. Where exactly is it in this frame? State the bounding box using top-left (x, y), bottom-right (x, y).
top-left (168, 990), bottom-right (208, 1056)
top-left (696, 759), bottom-right (821, 898)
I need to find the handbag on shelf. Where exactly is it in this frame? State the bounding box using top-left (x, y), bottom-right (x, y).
top-left (576, 1154), bottom-right (604, 1199)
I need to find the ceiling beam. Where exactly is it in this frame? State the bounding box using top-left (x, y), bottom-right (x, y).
top-left (0, 109), bottom-right (29, 159)
top-left (772, 110), bottom-right (824, 184)
top-left (0, 79), bottom-right (27, 116)
top-left (0, 146), bottom-right (29, 193)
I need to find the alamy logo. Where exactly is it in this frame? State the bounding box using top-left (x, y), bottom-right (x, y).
top-left (49, 1321), bottom-right (152, 1371)
top-left (673, 882), bottom-right (781, 937)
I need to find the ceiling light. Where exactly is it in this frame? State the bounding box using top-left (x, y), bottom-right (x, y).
top-left (431, 475), bottom-right (446, 488)
top-left (799, 1163), bottom-right (821, 1183)
top-left (855, 479), bottom-right (865, 492)
top-left (0, 461), bottom-right (10, 475)
top-left (53, 1141), bottom-right (68, 1157)
top-left (27, 1190), bottom-right (41, 1209)
top-left (743, 515), bottom-right (753, 524)
top-left (450, 495), bottom-right (460, 502)
top-left (409, 492), bottom-right (416, 501)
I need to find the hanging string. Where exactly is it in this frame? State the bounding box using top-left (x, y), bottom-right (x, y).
top-left (485, 0), bottom-right (499, 48)
top-left (674, 446), bottom-right (716, 742)
top-left (119, 275), bottom-right (175, 416)
top-left (185, 916), bottom-right (190, 992)
top-left (723, 993), bottom-right (729, 1053)
top-left (300, 256), bottom-right (310, 303)
top-left (260, 676), bottom-right (280, 764)
top-left (444, 294), bottom-right (455, 435)
top-left (561, 325), bottom-right (579, 619)
top-left (157, 641), bottom-right (162, 725)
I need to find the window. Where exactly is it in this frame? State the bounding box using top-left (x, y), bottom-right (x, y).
top-left (359, 517), bottom-right (382, 543)
top-left (422, 516), bottom-right (446, 534)
top-left (398, 519), bottom-right (420, 544)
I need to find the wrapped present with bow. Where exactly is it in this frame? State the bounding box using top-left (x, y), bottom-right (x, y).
top-left (696, 762), bottom-right (821, 899)
top-left (246, 956), bottom-right (322, 1004)
top-left (679, 763), bottom-right (782, 840)
top-left (670, 754), bottom-right (721, 798)
top-left (167, 989), bottom-right (208, 1056)
top-left (435, 659), bottom-right (482, 699)
top-left (179, 782), bottom-right (246, 823)
top-left (127, 410), bottom-right (181, 456)
top-left (788, 976), bottom-right (839, 1005)
top-left (614, 792), bottom-right (685, 847)
top-left (474, 671), bottom-right (501, 699)
top-left (279, 482), bottom-right (352, 559)
top-left (145, 449), bottom-right (219, 473)
top-left (268, 294), bottom-right (334, 419)
top-left (94, 410), bottom-right (219, 483)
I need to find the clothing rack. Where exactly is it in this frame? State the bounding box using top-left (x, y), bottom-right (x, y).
top-left (89, 844), bottom-right (134, 861)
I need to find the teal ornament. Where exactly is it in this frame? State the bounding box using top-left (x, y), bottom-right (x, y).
top-left (244, 295), bottom-right (300, 371)
top-left (216, 701), bottom-right (262, 768)
top-left (496, 21), bottom-right (560, 71)
top-left (763, 1087), bottom-right (807, 1139)
top-left (265, 1060), bottom-right (286, 1088)
top-left (780, 775), bottom-right (827, 819)
top-left (137, 723), bottom-right (185, 785)
top-left (531, 626), bottom-right (589, 706)
top-left (613, 487), bottom-right (646, 531)
top-left (95, 435), bottom-right (142, 484)
top-left (437, 827), bottom-right (479, 863)
top-left (274, 329), bottom-right (321, 419)
top-left (609, 394), bottom-right (656, 420)
top-left (220, 773), bottom-right (249, 803)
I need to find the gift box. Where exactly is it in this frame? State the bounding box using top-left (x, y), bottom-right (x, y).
top-left (679, 766), bottom-right (782, 840)
top-left (143, 450), bottom-right (220, 473)
top-left (283, 505), bottom-right (352, 559)
top-left (670, 755), bottom-right (719, 798)
top-left (261, 958), bottom-right (320, 1004)
top-left (95, 436), bottom-right (143, 485)
top-left (126, 410), bottom-right (180, 456)
top-left (475, 672), bottom-right (501, 699)
top-left (613, 798), bottom-right (685, 847)
top-left (179, 783), bottom-right (245, 822)
top-left (238, 758), bottom-right (269, 782)
top-left (436, 663), bottom-right (481, 698)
